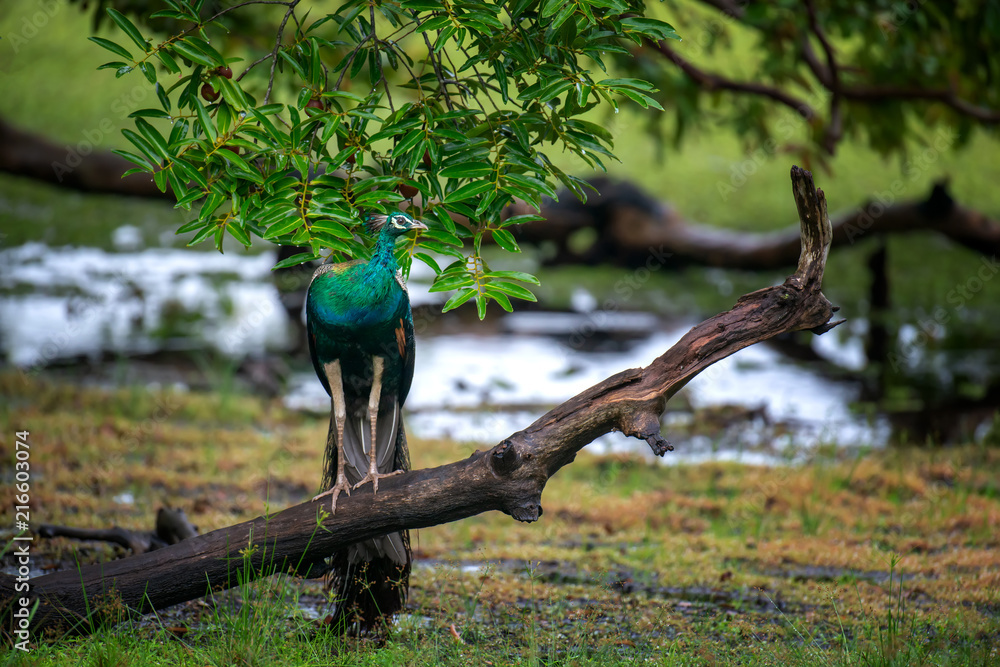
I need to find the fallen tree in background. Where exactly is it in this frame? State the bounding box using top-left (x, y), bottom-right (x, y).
top-left (508, 178), bottom-right (1000, 269)
top-left (3, 117), bottom-right (997, 271)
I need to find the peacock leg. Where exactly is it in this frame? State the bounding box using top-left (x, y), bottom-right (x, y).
top-left (353, 355), bottom-right (402, 494)
top-left (312, 360), bottom-right (351, 512)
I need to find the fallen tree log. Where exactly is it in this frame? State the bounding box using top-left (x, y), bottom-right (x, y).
top-left (507, 177), bottom-right (1000, 269)
top-left (0, 117), bottom-right (171, 200)
top-left (1, 167), bottom-right (841, 641)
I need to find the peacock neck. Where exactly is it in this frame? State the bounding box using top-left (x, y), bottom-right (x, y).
top-left (365, 229), bottom-right (400, 279)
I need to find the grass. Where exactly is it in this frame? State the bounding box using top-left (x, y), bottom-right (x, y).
top-left (1, 370), bottom-right (998, 665)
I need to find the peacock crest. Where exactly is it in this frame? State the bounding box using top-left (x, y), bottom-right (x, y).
top-left (364, 213), bottom-right (389, 234)
top-left (365, 212), bottom-right (415, 235)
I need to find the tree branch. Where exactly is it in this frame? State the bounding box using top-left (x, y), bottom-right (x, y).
top-left (2, 167), bottom-right (838, 640)
top-left (803, 0), bottom-right (842, 154)
top-left (646, 39), bottom-right (816, 121)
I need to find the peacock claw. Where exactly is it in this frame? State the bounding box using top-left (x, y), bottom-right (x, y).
top-left (313, 478), bottom-right (351, 513)
top-left (352, 469), bottom-right (404, 494)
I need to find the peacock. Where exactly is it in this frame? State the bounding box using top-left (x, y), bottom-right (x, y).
top-left (305, 210), bottom-right (427, 632)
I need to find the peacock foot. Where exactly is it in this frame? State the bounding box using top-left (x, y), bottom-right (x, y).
top-left (352, 469), bottom-right (403, 495)
top-left (313, 477), bottom-right (351, 513)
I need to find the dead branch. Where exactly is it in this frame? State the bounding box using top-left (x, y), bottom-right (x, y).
top-left (36, 508), bottom-right (199, 555)
top-left (0, 167), bottom-right (839, 640)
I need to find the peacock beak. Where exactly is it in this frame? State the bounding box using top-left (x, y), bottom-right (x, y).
top-left (408, 220), bottom-right (428, 231)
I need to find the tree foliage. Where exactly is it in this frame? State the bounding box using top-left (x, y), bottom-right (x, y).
top-left (624, 0), bottom-right (999, 167)
top-left (91, 0), bottom-right (677, 318)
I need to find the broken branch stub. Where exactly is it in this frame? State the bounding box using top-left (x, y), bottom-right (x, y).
top-left (1, 166), bottom-right (839, 640)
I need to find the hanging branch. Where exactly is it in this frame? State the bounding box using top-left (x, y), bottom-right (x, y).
top-left (1, 167), bottom-right (839, 639)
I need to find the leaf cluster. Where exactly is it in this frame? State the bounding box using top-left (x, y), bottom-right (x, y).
top-left (93, 0), bottom-right (676, 317)
top-left (617, 0), bottom-right (999, 167)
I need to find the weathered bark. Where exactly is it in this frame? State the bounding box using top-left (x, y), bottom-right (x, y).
top-left (0, 167), bottom-right (840, 640)
top-left (509, 178), bottom-right (1000, 269)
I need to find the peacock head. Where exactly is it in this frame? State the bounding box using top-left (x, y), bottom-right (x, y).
top-left (366, 211), bottom-right (428, 238)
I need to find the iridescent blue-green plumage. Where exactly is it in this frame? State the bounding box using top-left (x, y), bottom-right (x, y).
top-left (305, 210), bottom-right (426, 633)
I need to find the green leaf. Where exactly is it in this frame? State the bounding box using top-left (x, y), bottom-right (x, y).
top-left (439, 161), bottom-right (492, 178)
top-left (153, 168), bottom-right (169, 193)
top-left (185, 37), bottom-right (227, 67)
top-left (192, 98), bottom-right (218, 143)
top-left (491, 228), bottom-right (520, 253)
top-left (217, 77), bottom-right (249, 108)
top-left (156, 82), bottom-right (171, 112)
top-left (129, 108), bottom-right (172, 119)
top-left (309, 220), bottom-right (353, 239)
top-left (156, 49), bottom-right (180, 74)
top-left (429, 272), bottom-right (474, 292)
top-left (417, 15), bottom-right (451, 33)
top-left (121, 129), bottom-right (161, 166)
top-left (617, 88), bottom-right (664, 111)
top-left (621, 17), bottom-right (678, 41)
top-left (273, 252), bottom-right (320, 270)
top-left (278, 49), bottom-right (308, 79)
top-left (138, 61), bottom-right (157, 84)
top-left (540, 0), bottom-right (568, 18)
top-left (484, 270), bottom-right (540, 285)
top-left (442, 287), bottom-right (477, 312)
top-left (171, 40), bottom-right (216, 68)
top-left (444, 180), bottom-right (494, 203)
top-left (489, 280), bottom-right (537, 302)
top-left (107, 9), bottom-right (149, 52)
top-left (135, 118), bottom-right (170, 159)
top-left (187, 222), bottom-right (217, 246)
top-left (88, 36), bottom-right (133, 61)
top-left (414, 252), bottom-right (441, 274)
top-left (111, 149), bottom-right (154, 171)
top-left (263, 214), bottom-right (304, 239)
top-left (97, 60), bottom-right (130, 72)
top-left (227, 221), bottom-right (252, 248)
top-left (483, 287), bottom-right (513, 312)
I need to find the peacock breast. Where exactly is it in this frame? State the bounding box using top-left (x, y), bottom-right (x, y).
top-left (307, 266), bottom-right (411, 352)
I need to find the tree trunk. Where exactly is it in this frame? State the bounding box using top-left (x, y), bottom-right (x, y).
top-left (1, 167), bottom-right (840, 641)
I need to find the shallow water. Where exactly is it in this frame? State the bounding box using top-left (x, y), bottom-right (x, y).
top-left (1, 241), bottom-right (888, 459)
